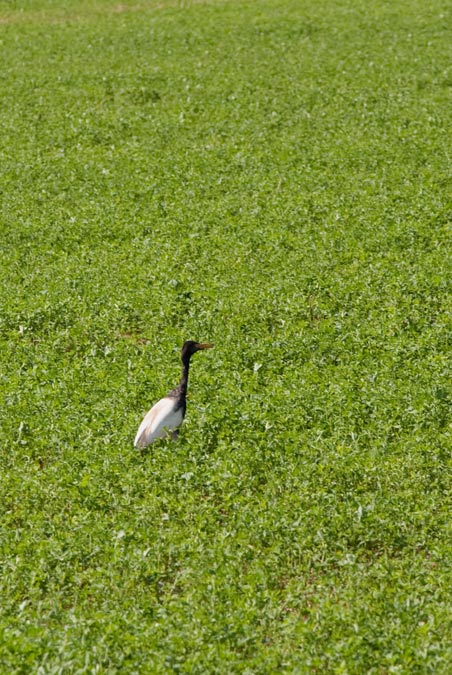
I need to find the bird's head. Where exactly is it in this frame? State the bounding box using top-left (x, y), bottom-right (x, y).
top-left (181, 340), bottom-right (214, 360)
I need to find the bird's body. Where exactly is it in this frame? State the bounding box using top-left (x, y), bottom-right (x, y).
top-left (134, 340), bottom-right (213, 448)
top-left (133, 396), bottom-right (184, 446)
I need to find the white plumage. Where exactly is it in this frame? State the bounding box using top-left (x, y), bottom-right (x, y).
top-left (134, 397), bottom-right (184, 448)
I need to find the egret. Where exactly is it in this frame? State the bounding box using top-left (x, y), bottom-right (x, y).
top-left (134, 340), bottom-right (214, 448)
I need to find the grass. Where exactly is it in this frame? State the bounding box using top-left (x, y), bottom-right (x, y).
top-left (1, 0), bottom-right (452, 672)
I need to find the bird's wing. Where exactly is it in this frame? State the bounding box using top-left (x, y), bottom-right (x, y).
top-left (134, 397), bottom-right (183, 448)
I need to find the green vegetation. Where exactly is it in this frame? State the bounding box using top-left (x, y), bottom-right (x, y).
top-left (1, 0), bottom-right (452, 672)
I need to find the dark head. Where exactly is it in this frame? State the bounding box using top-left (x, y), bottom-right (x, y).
top-left (181, 340), bottom-right (214, 362)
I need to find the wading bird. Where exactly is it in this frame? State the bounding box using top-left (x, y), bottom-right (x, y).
top-left (134, 340), bottom-right (214, 448)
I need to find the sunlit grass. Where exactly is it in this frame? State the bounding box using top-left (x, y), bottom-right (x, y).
top-left (1, 0), bottom-right (452, 672)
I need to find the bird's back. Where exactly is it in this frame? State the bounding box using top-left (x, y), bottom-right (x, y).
top-left (134, 397), bottom-right (184, 448)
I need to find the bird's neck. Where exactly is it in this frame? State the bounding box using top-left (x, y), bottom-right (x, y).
top-left (179, 355), bottom-right (191, 396)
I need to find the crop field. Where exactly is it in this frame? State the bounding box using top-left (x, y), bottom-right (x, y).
top-left (1, 0), bottom-right (452, 672)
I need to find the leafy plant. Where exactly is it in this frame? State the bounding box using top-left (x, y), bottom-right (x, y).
top-left (1, 0), bottom-right (451, 672)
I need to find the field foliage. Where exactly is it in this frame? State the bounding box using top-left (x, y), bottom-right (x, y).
top-left (1, 0), bottom-right (452, 672)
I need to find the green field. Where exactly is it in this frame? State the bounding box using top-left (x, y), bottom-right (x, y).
top-left (1, 0), bottom-right (452, 672)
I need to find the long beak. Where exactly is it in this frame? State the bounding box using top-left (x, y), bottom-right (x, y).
top-left (196, 342), bottom-right (214, 350)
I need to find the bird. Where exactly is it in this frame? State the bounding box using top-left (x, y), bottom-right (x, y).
top-left (134, 340), bottom-right (214, 448)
